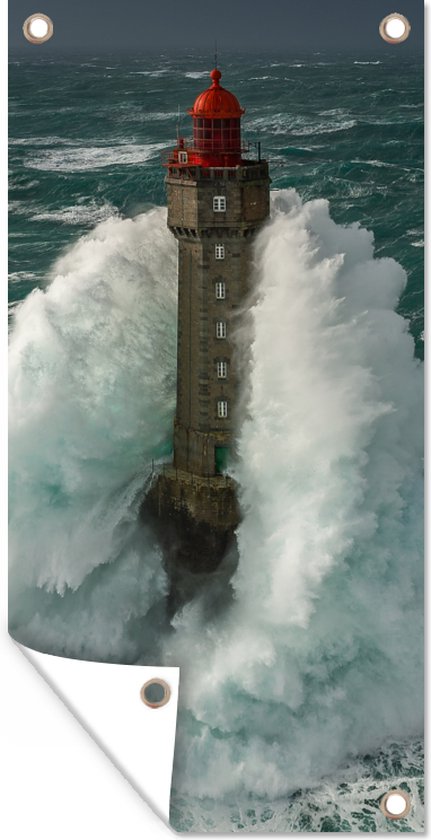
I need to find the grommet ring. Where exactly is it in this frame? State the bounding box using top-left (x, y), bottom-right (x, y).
top-left (380, 789), bottom-right (411, 820)
top-left (140, 678), bottom-right (171, 708)
top-left (23, 14), bottom-right (54, 44)
top-left (379, 13), bottom-right (411, 43)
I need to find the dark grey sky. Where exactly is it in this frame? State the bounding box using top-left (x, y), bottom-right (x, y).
top-left (9, 0), bottom-right (423, 53)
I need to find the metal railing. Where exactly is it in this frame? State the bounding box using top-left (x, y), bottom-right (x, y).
top-left (161, 139), bottom-right (264, 165)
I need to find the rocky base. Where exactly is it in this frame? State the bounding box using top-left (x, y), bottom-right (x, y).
top-left (141, 467), bottom-right (240, 614)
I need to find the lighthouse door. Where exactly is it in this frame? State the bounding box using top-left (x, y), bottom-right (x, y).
top-left (214, 446), bottom-right (229, 474)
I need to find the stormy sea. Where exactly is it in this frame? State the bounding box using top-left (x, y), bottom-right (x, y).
top-left (9, 50), bottom-right (423, 832)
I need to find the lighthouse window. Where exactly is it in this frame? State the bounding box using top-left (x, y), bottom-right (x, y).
top-left (178, 151), bottom-right (188, 164)
top-left (215, 281), bottom-right (225, 300)
top-left (216, 320), bottom-right (226, 339)
top-left (217, 400), bottom-right (228, 418)
top-left (215, 244), bottom-right (225, 260)
top-left (213, 196), bottom-right (226, 212)
top-left (217, 361), bottom-right (227, 379)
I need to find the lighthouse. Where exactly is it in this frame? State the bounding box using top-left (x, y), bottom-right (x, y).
top-left (145, 68), bottom-right (270, 595)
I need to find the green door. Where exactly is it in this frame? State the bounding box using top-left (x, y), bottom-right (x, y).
top-left (215, 446), bottom-right (229, 474)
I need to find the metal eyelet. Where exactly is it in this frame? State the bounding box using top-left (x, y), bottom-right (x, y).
top-left (140, 679), bottom-right (171, 708)
top-left (380, 789), bottom-right (411, 820)
top-left (23, 14), bottom-right (54, 45)
top-left (379, 13), bottom-right (411, 44)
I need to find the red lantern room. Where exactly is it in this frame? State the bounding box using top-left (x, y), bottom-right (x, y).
top-left (188, 68), bottom-right (244, 165)
top-left (167, 68), bottom-right (246, 169)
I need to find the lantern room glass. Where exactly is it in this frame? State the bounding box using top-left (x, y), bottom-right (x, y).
top-left (193, 118), bottom-right (241, 153)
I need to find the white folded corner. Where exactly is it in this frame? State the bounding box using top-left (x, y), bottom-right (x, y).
top-left (16, 642), bottom-right (180, 826)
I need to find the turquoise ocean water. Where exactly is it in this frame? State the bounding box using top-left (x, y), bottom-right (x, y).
top-left (9, 50), bottom-right (423, 349)
top-left (9, 50), bottom-right (424, 832)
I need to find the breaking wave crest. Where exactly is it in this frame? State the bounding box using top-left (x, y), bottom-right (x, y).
top-left (25, 142), bottom-right (168, 172)
top-left (9, 191), bottom-right (423, 812)
top-left (163, 191), bottom-right (423, 800)
top-left (9, 209), bottom-right (177, 657)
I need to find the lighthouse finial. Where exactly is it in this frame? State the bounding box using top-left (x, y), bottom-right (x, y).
top-left (214, 39), bottom-right (218, 69)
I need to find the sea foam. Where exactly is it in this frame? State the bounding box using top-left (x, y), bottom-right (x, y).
top-left (163, 190), bottom-right (423, 799)
top-left (9, 192), bottom-right (423, 800)
top-left (9, 209), bottom-right (177, 622)
top-left (25, 142), bottom-right (168, 172)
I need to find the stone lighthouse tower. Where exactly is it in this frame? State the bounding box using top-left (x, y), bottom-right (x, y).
top-left (145, 68), bottom-right (270, 587)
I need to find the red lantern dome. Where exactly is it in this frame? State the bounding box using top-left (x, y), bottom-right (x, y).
top-left (184, 68), bottom-right (245, 166)
top-left (166, 68), bottom-right (247, 169)
top-left (188, 68), bottom-right (245, 120)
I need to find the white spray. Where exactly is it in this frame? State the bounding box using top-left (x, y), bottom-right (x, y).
top-left (163, 190), bottom-right (423, 797)
top-left (9, 209), bottom-right (177, 657)
top-left (9, 191), bottom-right (423, 792)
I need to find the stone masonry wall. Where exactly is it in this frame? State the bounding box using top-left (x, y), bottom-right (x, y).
top-left (166, 161), bottom-right (270, 476)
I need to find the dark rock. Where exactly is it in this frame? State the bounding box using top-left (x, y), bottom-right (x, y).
top-left (141, 466), bottom-right (240, 615)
